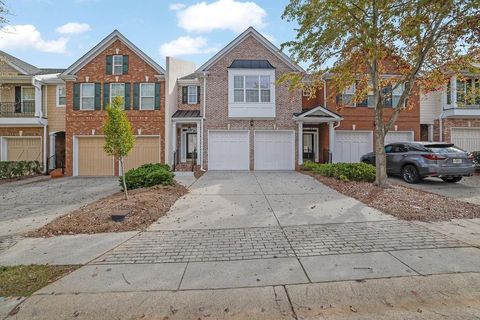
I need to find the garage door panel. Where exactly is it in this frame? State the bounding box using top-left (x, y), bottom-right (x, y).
top-left (333, 131), bottom-right (372, 163)
top-left (77, 137), bottom-right (114, 176)
top-left (254, 131), bottom-right (295, 170)
top-left (7, 138), bottom-right (42, 161)
top-left (451, 128), bottom-right (480, 152)
top-left (208, 131), bottom-right (249, 170)
top-left (385, 131), bottom-right (414, 145)
top-left (124, 137), bottom-right (160, 171)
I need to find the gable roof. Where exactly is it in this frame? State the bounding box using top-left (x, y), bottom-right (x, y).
top-left (293, 106), bottom-right (343, 122)
top-left (197, 27), bottom-right (304, 73)
top-left (0, 50), bottom-right (40, 75)
top-left (62, 30), bottom-right (165, 76)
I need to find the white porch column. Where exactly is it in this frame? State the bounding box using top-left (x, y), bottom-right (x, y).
top-left (172, 122), bottom-right (177, 165)
top-left (329, 122), bottom-right (335, 163)
top-left (32, 79), bottom-right (43, 117)
top-left (297, 121), bottom-right (303, 165)
top-left (199, 118), bottom-right (204, 169)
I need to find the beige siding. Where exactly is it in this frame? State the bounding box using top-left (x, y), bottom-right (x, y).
top-left (0, 63), bottom-right (21, 77)
top-left (46, 85), bottom-right (66, 132)
top-left (0, 84), bottom-right (19, 102)
top-left (420, 90), bottom-right (442, 125)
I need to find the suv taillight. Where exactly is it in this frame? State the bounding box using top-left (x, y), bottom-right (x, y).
top-left (421, 154), bottom-right (447, 161)
top-left (468, 153), bottom-right (474, 160)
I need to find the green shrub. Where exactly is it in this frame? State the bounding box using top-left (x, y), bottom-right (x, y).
top-left (303, 161), bottom-right (376, 182)
top-left (0, 161), bottom-right (42, 180)
top-left (121, 163), bottom-right (174, 190)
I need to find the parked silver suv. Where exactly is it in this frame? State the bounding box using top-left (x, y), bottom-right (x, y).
top-left (360, 142), bottom-right (476, 183)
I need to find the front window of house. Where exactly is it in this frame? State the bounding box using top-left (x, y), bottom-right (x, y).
top-left (456, 78), bottom-right (480, 106)
top-left (21, 87), bottom-right (35, 113)
top-left (80, 83), bottom-right (95, 110)
top-left (112, 55), bottom-right (123, 75)
top-left (110, 83), bottom-right (125, 107)
top-left (187, 85), bottom-right (198, 104)
top-left (233, 75), bottom-right (271, 103)
top-left (57, 85), bottom-right (66, 107)
top-left (140, 83), bottom-right (155, 110)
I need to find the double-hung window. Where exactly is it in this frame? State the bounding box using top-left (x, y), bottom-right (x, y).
top-left (57, 85), bottom-right (66, 107)
top-left (187, 86), bottom-right (198, 104)
top-left (112, 55), bottom-right (123, 75)
top-left (233, 75), bottom-right (271, 103)
top-left (110, 83), bottom-right (125, 107)
top-left (391, 83), bottom-right (403, 107)
top-left (342, 84), bottom-right (355, 105)
top-left (80, 83), bottom-right (95, 110)
top-left (140, 83), bottom-right (155, 110)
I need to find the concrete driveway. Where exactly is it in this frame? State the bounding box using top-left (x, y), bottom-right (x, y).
top-left (0, 177), bottom-right (119, 236)
top-left (392, 174), bottom-right (480, 205)
top-left (148, 171), bottom-right (393, 231)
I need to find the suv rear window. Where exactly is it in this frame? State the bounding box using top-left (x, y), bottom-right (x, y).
top-left (427, 146), bottom-right (465, 154)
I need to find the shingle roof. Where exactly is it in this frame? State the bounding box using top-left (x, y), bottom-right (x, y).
top-left (37, 68), bottom-right (67, 75)
top-left (0, 50), bottom-right (40, 75)
top-left (294, 107), bottom-right (342, 118)
top-left (228, 59), bottom-right (275, 69)
top-left (172, 110), bottom-right (201, 118)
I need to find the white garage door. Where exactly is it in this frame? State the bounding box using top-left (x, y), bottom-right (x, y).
top-left (451, 128), bottom-right (480, 152)
top-left (333, 131), bottom-right (373, 163)
top-left (254, 131), bottom-right (295, 170)
top-left (208, 130), bottom-right (249, 170)
top-left (385, 131), bottom-right (414, 145)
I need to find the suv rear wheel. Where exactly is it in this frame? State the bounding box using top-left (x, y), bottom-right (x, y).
top-left (441, 176), bottom-right (462, 183)
top-left (402, 165), bottom-right (421, 184)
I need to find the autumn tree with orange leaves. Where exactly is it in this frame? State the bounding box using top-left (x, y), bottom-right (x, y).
top-left (281, 0), bottom-right (480, 187)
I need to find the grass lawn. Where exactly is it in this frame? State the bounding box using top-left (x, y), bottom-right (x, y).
top-left (0, 265), bottom-right (78, 297)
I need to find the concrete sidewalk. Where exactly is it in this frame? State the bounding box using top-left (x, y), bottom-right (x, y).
top-left (8, 273), bottom-right (480, 319)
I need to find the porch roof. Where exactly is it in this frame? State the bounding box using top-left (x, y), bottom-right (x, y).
top-left (172, 110), bottom-right (201, 119)
top-left (293, 106), bottom-right (343, 123)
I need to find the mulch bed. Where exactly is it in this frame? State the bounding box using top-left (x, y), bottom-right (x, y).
top-left (28, 184), bottom-right (188, 237)
top-left (0, 174), bottom-right (43, 185)
top-left (305, 172), bottom-right (480, 222)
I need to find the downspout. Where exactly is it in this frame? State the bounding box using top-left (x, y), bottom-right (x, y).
top-left (33, 77), bottom-right (48, 173)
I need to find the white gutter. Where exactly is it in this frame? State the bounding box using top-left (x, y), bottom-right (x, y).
top-left (200, 72), bottom-right (208, 170)
top-left (43, 125), bottom-right (47, 173)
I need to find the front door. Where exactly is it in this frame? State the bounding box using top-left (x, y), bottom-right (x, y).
top-left (303, 133), bottom-right (315, 162)
top-left (186, 133), bottom-right (197, 161)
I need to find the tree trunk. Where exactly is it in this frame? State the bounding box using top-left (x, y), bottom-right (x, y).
top-left (120, 157), bottom-right (129, 200)
top-left (374, 111), bottom-right (389, 187)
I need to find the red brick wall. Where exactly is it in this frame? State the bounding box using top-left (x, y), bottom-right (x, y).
top-left (0, 127), bottom-right (43, 136)
top-left (64, 39), bottom-right (165, 176)
top-left (202, 35), bottom-right (302, 170)
top-left (435, 118), bottom-right (480, 143)
top-left (177, 85), bottom-right (201, 111)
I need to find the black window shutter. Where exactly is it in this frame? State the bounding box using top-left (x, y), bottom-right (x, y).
top-left (336, 94), bottom-right (342, 105)
top-left (197, 86), bottom-right (201, 104)
top-left (73, 83), bottom-right (80, 110)
top-left (106, 55), bottom-right (113, 75)
top-left (154, 83), bottom-right (161, 110)
top-left (94, 83), bottom-right (101, 110)
top-left (15, 86), bottom-right (21, 113)
top-left (103, 83), bottom-right (110, 108)
top-left (124, 83), bottom-right (131, 110)
top-left (122, 55), bottom-right (129, 74)
top-left (133, 83), bottom-right (140, 110)
top-left (182, 86), bottom-right (188, 104)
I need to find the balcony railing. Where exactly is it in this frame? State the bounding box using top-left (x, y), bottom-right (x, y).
top-left (0, 102), bottom-right (36, 117)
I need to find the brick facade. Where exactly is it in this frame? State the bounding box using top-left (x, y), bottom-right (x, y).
top-left (64, 39), bottom-right (165, 176)
top-left (202, 35), bottom-right (302, 170)
top-left (433, 118), bottom-right (480, 143)
top-left (177, 84), bottom-right (202, 111)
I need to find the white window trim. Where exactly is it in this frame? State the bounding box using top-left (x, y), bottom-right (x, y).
top-left (110, 83), bottom-right (125, 105)
top-left (139, 83), bottom-right (155, 110)
top-left (112, 55), bottom-right (123, 75)
top-left (56, 84), bottom-right (66, 107)
top-left (80, 83), bottom-right (95, 111)
top-left (187, 85), bottom-right (198, 104)
top-left (228, 69), bottom-right (276, 119)
top-left (231, 74), bottom-right (273, 104)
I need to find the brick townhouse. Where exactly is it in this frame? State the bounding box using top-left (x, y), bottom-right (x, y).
top-left (60, 30), bottom-right (166, 176)
top-left (301, 57), bottom-right (421, 163)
